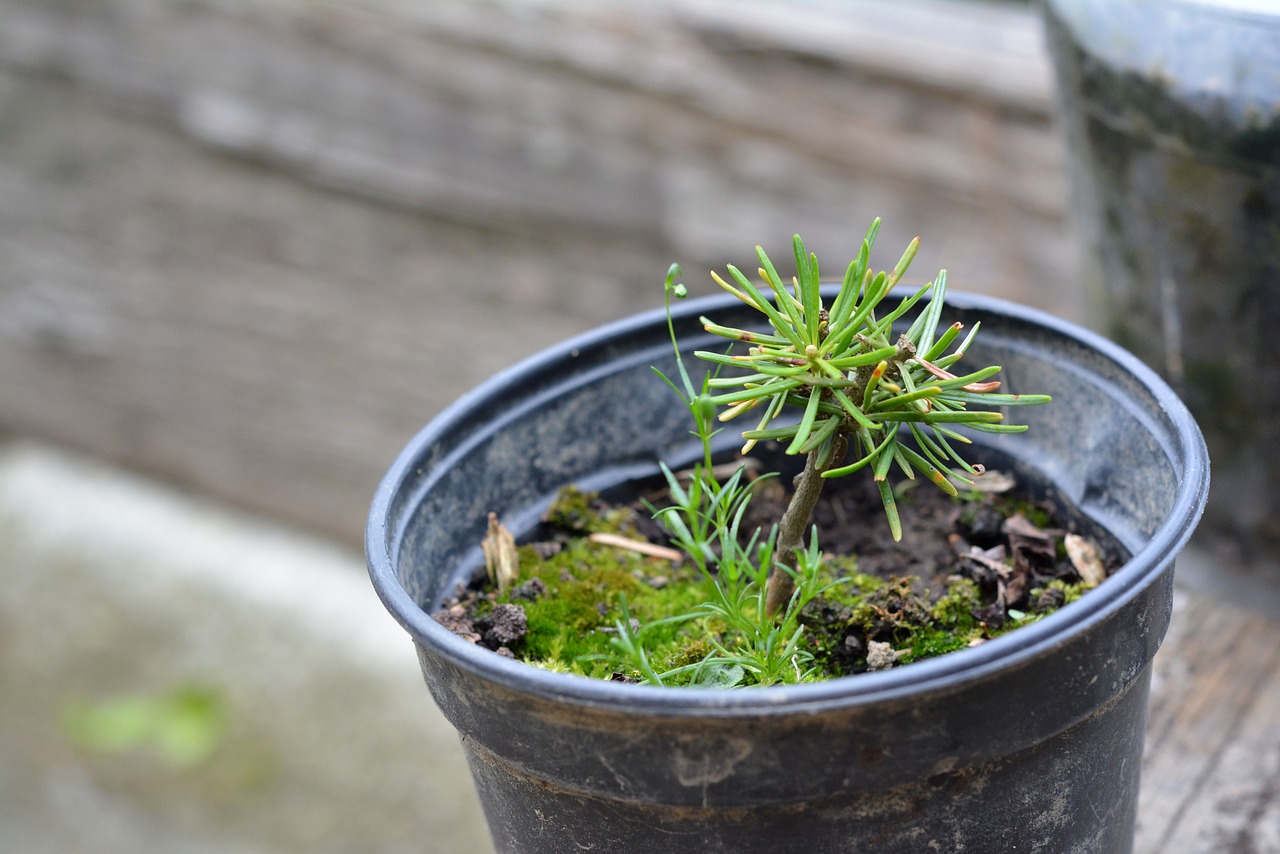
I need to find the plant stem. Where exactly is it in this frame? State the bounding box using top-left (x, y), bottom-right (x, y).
top-left (764, 437), bottom-right (844, 616)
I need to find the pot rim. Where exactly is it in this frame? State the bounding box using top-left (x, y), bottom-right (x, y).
top-left (367, 289), bottom-right (1209, 716)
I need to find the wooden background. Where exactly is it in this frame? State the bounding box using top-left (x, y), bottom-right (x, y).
top-left (0, 0), bottom-right (1073, 543)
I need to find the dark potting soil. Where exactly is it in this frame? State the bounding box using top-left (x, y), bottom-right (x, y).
top-left (433, 451), bottom-right (1127, 685)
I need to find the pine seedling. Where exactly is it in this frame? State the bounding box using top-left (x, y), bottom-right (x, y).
top-left (592, 221), bottom-right (1051, 686)
top-left (696, 219), bottom-right (1051, 614)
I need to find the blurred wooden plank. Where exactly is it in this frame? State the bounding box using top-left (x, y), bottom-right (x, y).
top-left (0, 0), bottom-right (1076, 541)
top-left (1168, 667), bottom-right (1280, 852)
top-left (1137, 579), bottom-right (1280, 853)
top-left (0, 73), bottom-right (664, 542)
top-left (677, 0), bottom-right (1053, 109)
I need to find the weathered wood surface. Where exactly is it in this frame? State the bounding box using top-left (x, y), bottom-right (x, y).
top-left (0, 0), bottom-right (1073, 541)
top-left (1137, 552), bottom-right (1280, 854)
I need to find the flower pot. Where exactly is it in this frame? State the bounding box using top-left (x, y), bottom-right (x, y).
top-left (367, 289), bottom-right (1208, 853)
top-left (1042, 0), bottom-right (1279, 551)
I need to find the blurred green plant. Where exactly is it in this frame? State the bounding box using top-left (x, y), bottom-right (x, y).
top-left (61, 684), bottom-right (228, 768)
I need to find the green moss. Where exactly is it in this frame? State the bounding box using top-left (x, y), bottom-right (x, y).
top-left (501, 536), bottom-right (711, 679)
top-left (796, 596), bottom-right (858, 676)
top-left (827, 559), bottom-right (883, 596)
top-left (1028, 579), bottom-right (1086, 614)
top-left (508, 540), bottom-right (1088, 680)
top-left (900, 626), bottom-right (972, 663)
top-left (931, 578), bottom-right (981, 631)
top-left (503, 545), bottom-right (638, 662)
top-left (498, 485), bottom-right (1092, 684)
top-left (662, 638), bottom-right (715, 673)
top-left (525, 657), bottom-right (576, 675)
top-left (542, 485), bottom-right (638, 536)
top-left (845, 577), bottom-right (932, 644)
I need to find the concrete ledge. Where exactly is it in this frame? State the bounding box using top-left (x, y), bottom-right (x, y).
top-left (0, 440), bottom-right (490, 853)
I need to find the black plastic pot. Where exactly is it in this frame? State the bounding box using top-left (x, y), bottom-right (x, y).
top-left (367, 290), bottom-right (1208, 853)
top-left (1043, 0), bottom-right (1279, 550)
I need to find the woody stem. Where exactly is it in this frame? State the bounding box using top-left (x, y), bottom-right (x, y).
top-left (764, 436), bottom-right (845, 616)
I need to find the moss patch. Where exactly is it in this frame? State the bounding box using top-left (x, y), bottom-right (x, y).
top-left (437, 472), bottom-right (1121, 686)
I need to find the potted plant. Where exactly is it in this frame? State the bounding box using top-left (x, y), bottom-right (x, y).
top-left (367, 221), bottom-right (1208, 852)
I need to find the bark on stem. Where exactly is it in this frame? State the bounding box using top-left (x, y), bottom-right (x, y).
top-left (764, 440), bottom-right (842, 616)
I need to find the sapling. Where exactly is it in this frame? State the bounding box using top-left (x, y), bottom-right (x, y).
top-left (690, 218), bottom-right (1050, 617)
top-left (558, 219), bottom-right (1051, 686)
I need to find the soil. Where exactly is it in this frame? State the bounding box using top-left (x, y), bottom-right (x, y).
top-left (433, 456), bottom-right (1125, 685)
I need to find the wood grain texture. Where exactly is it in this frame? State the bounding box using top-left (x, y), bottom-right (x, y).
top-left (0, 0), bottom-right (1076, 540)
top-left (1138, 575), bottom-right (1280, 853)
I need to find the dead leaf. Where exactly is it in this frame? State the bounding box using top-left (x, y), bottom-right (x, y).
top-left (1004, 513), bottom-right (1057, 571)
top-left (949, 469), bottom-right (1017, 494)
top-left (1065, 533), bottom-right (1107, 588)
top-left (1000, 573), bottom-right (1028, 610)
top-left (1002, 513), bottom-right (1062, 609)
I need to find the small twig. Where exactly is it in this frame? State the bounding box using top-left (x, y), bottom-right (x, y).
top-left (588, 533), bottom-right (684, 563)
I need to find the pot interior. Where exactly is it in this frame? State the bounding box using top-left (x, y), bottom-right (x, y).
top-left (379, 289), bottom-right (1205, 624)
